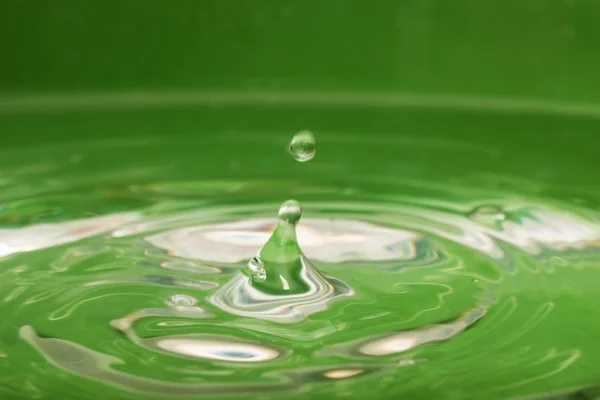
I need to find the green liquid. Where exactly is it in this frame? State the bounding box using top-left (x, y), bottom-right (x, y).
top-left (0, 101), bottom-right (599, 400)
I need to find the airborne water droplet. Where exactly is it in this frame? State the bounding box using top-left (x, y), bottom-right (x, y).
top-left (289, 130), bottom-right (316, 162)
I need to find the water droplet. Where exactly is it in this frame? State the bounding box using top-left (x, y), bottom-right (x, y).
top-left (471, 278), bottom-right (479, 283)
top-left (245, 256), bottom-right (267, 281)
top-left (253, 269), bottom-right (266, 281)
top-left (469, 205), bottom-right (505, 226)
top-left (278, 199), bottom-right (303, 225)
top-left (289, 130), bottom-right (316, 162)
top-left (248, 256), bottom-right (263, 272)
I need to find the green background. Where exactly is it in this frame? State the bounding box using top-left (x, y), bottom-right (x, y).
top-left (1, 0), bottom-right (599, 102)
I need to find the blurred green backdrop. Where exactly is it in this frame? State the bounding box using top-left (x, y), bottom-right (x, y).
top-left (1, 0), bottom-right (598, 103)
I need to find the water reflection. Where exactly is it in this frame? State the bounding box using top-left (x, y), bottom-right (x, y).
top-left (319, 303), bottom-right (489, 358)
top-left (147, 218), bottom-right (426, 264)
top-left (19, 326), bottom-right (294, 396)
top-left (2, 198), bottom-right (597, 399)
top-left (155, 337), bottom-right (281, 362)
top-left (0, 213), bottom-right (138, 258)
top-left (210, 255), bottom-right (353, 323)
top-left (323, 369), bottom-right (364, 379)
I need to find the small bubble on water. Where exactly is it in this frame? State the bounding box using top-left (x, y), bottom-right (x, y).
top-left (278, 199), bottom-right (303, 225)
top-left (253, 269), bottom-right (266, 281)
top-left (469, 205), bottom-right (505, 225)
top-left (247, 256), bottom-right (267, 281)
top-left (289, 130), bottom-right (316, 162)
top-left (248, 257), bottom-right (264, 272)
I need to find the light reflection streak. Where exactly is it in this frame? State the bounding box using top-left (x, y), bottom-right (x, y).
top-left (323, 369), bottom-right (364, 379)
top-left (318, 303), bottom-right (489, 359)
top-left (49, 292), bottom-right (150, 321)
top-left (111, 295), bottom-right (212, 331)
top-left (0, 213), bottom-right (139, 258)
top-left (146, 218), bottom-right (423, 264)
top-left (390, 282), bottom-right (454, 324)
top-left (489, 348), bottom-right (581, 392)
top-left (19, 325), bottom-right (295, 395)
top-left (209, 255), bottom-right (353, 324)
top-left (359, 305), bottom-right (487, 356)
top-left (2, 197), bottom-right (596, 398)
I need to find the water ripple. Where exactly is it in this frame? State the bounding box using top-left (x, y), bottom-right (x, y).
top-left (1, 196), bottom-right (598, 398)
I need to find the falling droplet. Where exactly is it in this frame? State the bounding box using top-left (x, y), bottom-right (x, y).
top-left (468, 205), bottom-right (505, 227)
top-left (289, 130), bottom-right (316, 162)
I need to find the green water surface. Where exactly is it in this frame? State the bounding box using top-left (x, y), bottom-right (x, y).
top-left (0, 100), bottom-right (599, 400)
